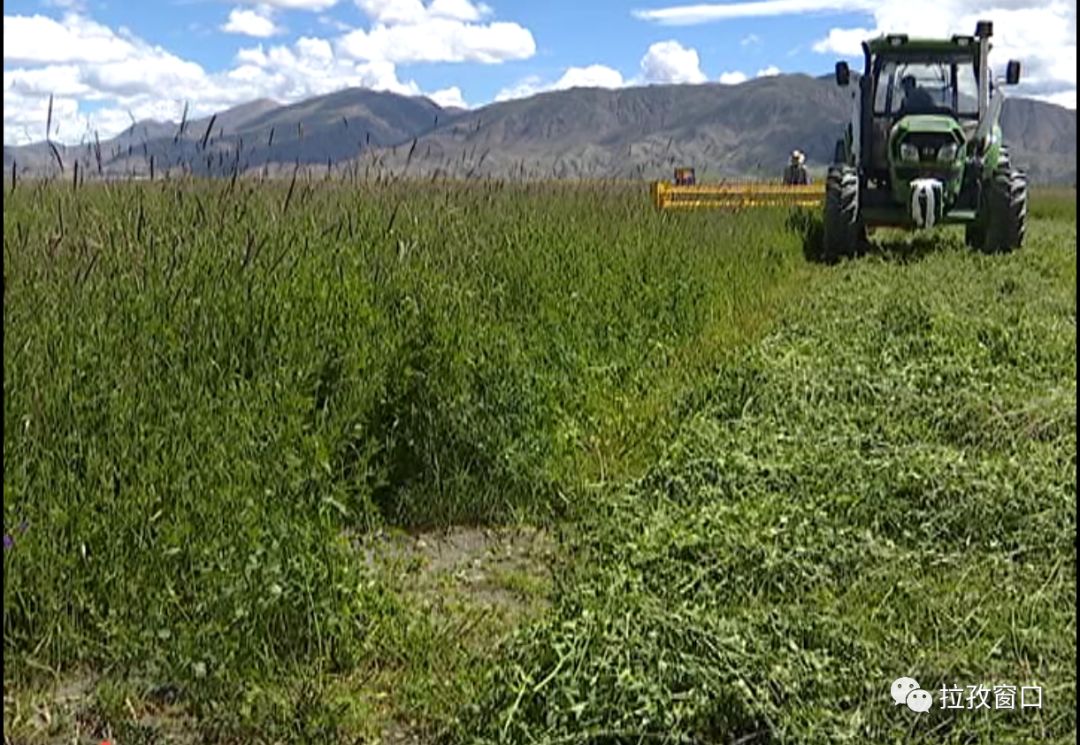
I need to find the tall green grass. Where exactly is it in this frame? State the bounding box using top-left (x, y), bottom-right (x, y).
top-left (3, 179), bottom-right (811, 735)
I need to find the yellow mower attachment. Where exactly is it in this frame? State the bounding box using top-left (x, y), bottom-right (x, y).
top-left (651, 179), bottom-right (825, 210)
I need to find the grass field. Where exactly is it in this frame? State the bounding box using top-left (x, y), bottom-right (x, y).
top-left (3, 179), bottom-right (1075, 744)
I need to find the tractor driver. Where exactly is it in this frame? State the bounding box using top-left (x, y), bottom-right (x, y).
top-left (898, 74), bottom-right (936, 113)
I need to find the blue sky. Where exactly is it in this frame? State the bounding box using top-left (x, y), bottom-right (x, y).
top-left (3, 0), bottom-right (1075, 144)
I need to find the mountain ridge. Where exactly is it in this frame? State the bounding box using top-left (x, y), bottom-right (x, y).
top-left (5, 76), bottom-right (1075, 183)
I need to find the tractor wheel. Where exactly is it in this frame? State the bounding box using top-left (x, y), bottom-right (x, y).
top-left (822, 165), bottom-right (864, 261)
top-left (979, 164), bottom-right (1028, 254)
top-left (997, 144), bottom-right (1011, 170)
top-left (964, 222), bottom-right (984, 248)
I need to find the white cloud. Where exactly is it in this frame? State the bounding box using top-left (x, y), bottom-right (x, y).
top-left (493, 75), bottom-right (543, 101)
top-left (354, 0), bottom-right (492, 24)
top-left (740, 33), bottom-right (760, 46)
top-left (1035, 90), bottom-right (1076, 109)
top-left (810, 1), bottom-right (1075, 108)
top-left (340, 1), bottom-right (532, 64)
top-left (4, 13), bottom-right (135, 65)
top-left (228, 37), bottom-right (421, 100)
top-left (632, 0), bottom-right (876, 25)
top-left (2, 4), bottom-right (543, 145)
top-left (337, 18), bottom-right (534, 63)
top-left (428, 85), bottom-right (468, 108)
top-left (718, 70), bottom-right (748, 84)
top-left (81, 53), bottom-right (208, 98)
top-left (5, 65), bottom-right (92, 98)
top-left (1, 14), bottom-right (437, 144)
top-left (633, 0), bottom-right (1076, 109)
top-left (494, 64), bottom-right (625, 101)
top-left (811, 26), bottom-right (872, 56)
top-left (429, 0), bottom-right (492, 22)
top-left (3, 89), bottom-right (81, 143)
top-left (756, 65), bottom-right (781, 77)
top-left (222, 7), bottom-right (283, 38)
top-left (556, 64), bottom-right (625, 89)
top-left (240, 0), bottom-right (339, 9)
top-left (639, 40), bottom-right (707, 84)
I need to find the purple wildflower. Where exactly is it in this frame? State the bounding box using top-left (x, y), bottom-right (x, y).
top-left (3, 534), bottom-right (13, 551)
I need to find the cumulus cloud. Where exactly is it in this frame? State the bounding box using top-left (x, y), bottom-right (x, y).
top-left (338, 0), bottom-right (534, 64)
top-left (428, 85), bottom-right (468, 108)
top-left (756, 65), bottom-right (781, 77)
top-left (4, 13), bottom-right (135, 65)
top-left (811, 1), bottom-right (1075, 107)
top-left (557, 64), bottom-right (626, 89)
top-left (495, 64), bottom-right (625, 101)
top-left (494, 39), bottom-right (711, 103)
top-left (222, 7), bottom-right (283, 38)
top-left (718, 70), bottom-right (748, 84)
top-left (810, 26), bottom-right (873, 56)
top-left (355, 0), bottom-right (492, 23)
top-left (337, 18), bottom-right (534, 63)
top-left (639, 40), bottom-right (707, 84)
top-left (631, 0), bottom-right (1076, 108)
top-left (3, 3), bottom-right (540, 145)
top-left (1, 18), bottom-right (421, 144)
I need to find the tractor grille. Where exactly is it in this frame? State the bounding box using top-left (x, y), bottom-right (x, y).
top-left (895, 166), bottom-right (955, 182)
top-left (900, 133), bottom-right (960, 164)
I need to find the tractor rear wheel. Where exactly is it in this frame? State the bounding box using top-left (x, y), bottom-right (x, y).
top-left (979, 163), bottom-right (1028, 254)
top-left (822, 165), bottom-right (864, 261)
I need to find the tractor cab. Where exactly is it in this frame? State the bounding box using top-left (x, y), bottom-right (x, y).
top-left (866, 54), bottom-right (981, 182)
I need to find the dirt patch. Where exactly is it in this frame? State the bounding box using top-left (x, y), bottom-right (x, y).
top-left (355, 524), bottom-right (556, 613)
top-left (4, 672), bottom-right (198, 745)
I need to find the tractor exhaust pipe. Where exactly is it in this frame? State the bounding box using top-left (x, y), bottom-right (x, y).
top-left (975, 20), bottom-right (992, 122)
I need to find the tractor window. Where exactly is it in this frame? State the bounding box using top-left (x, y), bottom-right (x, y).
top-left (873, 58), bottom-right (979, 118)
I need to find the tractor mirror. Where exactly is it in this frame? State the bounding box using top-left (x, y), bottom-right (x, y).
top-left (835, 61), bottom-right (850, 86)
top-left (1005, 60), bottom-right (1021, 85)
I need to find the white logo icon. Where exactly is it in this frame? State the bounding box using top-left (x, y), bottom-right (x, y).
top-left (906, 688), bottom-right (933, 712)
top-left (891, 677), bottom-right (932, 713)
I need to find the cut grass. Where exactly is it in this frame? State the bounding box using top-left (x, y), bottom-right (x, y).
top-left (457, 216), bottom-right (1076, 743)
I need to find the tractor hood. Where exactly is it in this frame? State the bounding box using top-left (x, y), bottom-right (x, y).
top-left (890, 114), bottom-right (965, 140)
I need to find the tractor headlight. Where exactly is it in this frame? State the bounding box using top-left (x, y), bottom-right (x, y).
top-left (900, 143), bottom-right (920, 162)
top-left (937, 143), bottom-right (958, 162)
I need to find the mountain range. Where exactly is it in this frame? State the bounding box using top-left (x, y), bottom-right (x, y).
top-left (5, 74), bottom-right (1076, 184)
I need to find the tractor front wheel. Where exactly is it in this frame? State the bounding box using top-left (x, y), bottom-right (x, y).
top-left (978, 164), bottom-right (1028, 254)
top-left (822, 165), bottom-right (864, 261)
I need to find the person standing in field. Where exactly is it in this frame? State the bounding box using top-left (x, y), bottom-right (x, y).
top-left (783, 150), bottom-right (810, 185)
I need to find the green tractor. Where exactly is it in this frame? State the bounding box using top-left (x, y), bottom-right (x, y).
top-left (825, 20), bottom-right (1027, 259)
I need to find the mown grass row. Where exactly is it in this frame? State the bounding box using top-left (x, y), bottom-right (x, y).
top-left (3, 179), bottom-right (814, 738)
top-left (457, 214), bottom-right (1077, 743)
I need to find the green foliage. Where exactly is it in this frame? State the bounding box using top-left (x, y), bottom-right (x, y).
top-left (458, 221), bottom-right (1077, 743)
top-left (2, 179), bottom-right (808, 738)
top-left (4, 178), bottom-right (1073, 742)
